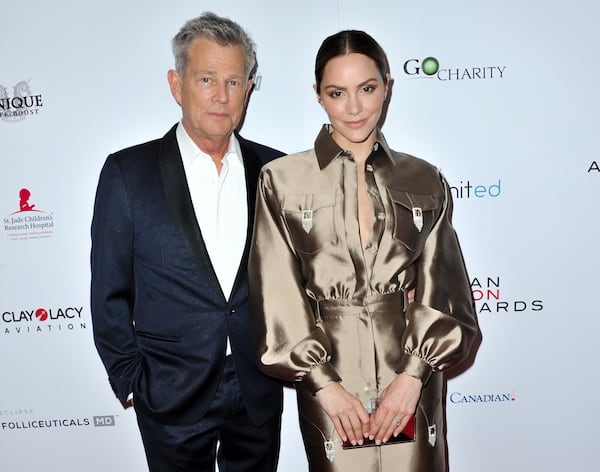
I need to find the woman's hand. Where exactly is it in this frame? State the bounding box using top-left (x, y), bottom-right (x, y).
top-left (315, 382), bottom-right (370, 445)
top-left (368, 374), bottom-right (422, 444)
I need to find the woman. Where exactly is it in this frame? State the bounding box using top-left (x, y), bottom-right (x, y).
top-left (249, 30), bottom-right (479, 471)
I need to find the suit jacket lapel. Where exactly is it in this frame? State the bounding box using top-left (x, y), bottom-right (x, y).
top-left (238, 134), bottom-right (262, 244)
top-left (158, 125), bottom-right (224, 297)
top-left (229, 134), bottom-right (262, 300)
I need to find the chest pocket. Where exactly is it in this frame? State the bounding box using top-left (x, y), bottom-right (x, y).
top-left (387, 189), bottom-right (442, 251)
top-left (281, 193), bottom-right (337, 254)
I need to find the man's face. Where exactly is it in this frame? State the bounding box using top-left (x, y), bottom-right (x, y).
top-left (168, 37), bottom-right (252, 147)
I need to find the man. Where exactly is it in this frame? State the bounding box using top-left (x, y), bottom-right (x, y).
top-left (90, 12), bottom-right (284, 472)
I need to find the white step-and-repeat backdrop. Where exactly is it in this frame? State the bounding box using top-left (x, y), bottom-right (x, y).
top-left (1, 1), bottom-right (599, 470)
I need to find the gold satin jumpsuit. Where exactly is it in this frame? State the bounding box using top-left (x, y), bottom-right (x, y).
top-left (249, 125), bottom-right (479, 471)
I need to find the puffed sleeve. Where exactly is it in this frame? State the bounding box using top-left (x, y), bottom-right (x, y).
top-left (397, 172), bottom-right (479, 384)
top-left (249, 168), bottom-right (341, 393)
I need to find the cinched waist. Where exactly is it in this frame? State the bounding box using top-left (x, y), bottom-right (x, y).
top-left (315, 291), bottom-right (405, 317)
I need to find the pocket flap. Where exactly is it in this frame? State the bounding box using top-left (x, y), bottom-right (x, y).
top-left (281, 193), bottom-right (336, 212)
top-left (387, 189), bottom-right (441, 211)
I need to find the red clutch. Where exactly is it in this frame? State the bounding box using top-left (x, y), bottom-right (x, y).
top-left (342, 415), bottom-right (415, 449)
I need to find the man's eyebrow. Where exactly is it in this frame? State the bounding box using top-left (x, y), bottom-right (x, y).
top-left (192, 69), bottom-right (245, 79)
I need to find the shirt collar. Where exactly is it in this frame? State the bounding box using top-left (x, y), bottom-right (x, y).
top-left (314, 124), bottom-right (395, 170)
top-left (176, 121), bottom-right (242, 167)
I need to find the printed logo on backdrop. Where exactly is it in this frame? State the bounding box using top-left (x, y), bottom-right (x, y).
top-left (252, 72), bottom-right (262, 91)
top-left (0, 408), bottom-right (118, 432)
top-left (588, 160), bottom-right (599, 173)
top-left (2, 305), bottom-right (86, 335)
top-left (471, 276), bottom-right (543, 314)
top-left (3, 188), bottom-right (55, 240)
top-left (402, 56), bottom-right (506, 81)
top-left (0, 80), bottom-right (43, 122)
top-left (449, 390), bottom-right (516, 405)
top-left (450, 179), bottom-right (501, 199)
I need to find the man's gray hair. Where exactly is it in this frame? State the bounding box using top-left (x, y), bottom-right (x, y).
top-left (172, 11), bottom-right (257, 79)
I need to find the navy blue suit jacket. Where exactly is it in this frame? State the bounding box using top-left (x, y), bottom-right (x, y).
top-left (90, 124), bottom-right (284, 426)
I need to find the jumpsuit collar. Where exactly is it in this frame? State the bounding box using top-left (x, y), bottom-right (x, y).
top-left (314, 124), bottom-right (396, 170)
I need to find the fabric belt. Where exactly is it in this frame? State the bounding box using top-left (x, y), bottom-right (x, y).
top-left (316, 291), bottom-right (405, 318)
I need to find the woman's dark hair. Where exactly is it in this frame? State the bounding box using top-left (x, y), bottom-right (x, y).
top-left (314, 30), bottom-right (389, 93)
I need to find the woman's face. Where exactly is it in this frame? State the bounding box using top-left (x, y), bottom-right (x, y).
top-left (316, 53), bottom-right (388, 152)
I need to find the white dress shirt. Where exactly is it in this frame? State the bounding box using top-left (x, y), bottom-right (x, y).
top-left (177, 122), bottom-right (248, 355)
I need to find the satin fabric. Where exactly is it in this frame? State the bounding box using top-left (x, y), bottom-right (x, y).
top-left (249, 125), bottom-right (478, 471)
